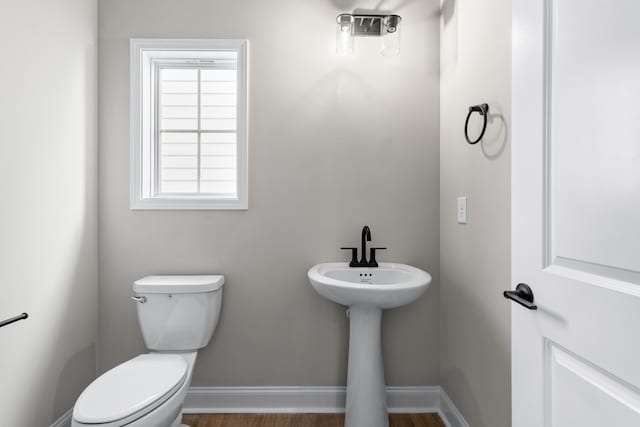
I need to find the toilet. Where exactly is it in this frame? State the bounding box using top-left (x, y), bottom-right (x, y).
top-left (71, 275), bottom-right (224, 427)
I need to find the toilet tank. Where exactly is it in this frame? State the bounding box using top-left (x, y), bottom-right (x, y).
top-left (133, 275), bottom-right (224, 351)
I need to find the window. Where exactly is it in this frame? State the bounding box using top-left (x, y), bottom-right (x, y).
top-left (130, 39), bottom-right (248, 209)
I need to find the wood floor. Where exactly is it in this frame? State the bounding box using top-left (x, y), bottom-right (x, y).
top-left (182, 413), bottom-right (446, 427)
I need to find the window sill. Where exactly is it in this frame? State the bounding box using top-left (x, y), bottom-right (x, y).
top-left (130, 197), bottom-right (248, 210)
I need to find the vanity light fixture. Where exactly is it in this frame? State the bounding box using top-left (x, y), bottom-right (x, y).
top-left (336, 13), bottom-right (403, 56)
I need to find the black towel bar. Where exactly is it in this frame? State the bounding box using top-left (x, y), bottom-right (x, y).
top-left (0, 313), bottom-right (28, 329)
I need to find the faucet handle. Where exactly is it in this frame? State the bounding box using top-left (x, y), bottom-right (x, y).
top-left (340, 247), bottom-right (359, 267)
top-left (369, 247), bottom-right (387, 268)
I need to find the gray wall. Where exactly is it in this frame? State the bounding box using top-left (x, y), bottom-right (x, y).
top-left (439, 0), bottom-right (511, 426)
top-left (0, 0), bottom-right (98, 425)
top-left (98, 0), bottom-right (441, 386)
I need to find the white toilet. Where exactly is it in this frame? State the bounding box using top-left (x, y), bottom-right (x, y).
top-left (71, 275), bottom-right (224, 427)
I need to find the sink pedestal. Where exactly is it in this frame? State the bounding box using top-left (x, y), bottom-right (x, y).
top-left (346, 306), bottom-right (388, 427)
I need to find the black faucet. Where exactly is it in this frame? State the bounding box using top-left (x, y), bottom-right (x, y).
top-left (360, 226), bottom-right (371, 266)
top-left (341, 226), bottom-right (387, 268)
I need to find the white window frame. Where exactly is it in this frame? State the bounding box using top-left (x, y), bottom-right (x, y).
top-left (130, 38), bottom-right (249, 210)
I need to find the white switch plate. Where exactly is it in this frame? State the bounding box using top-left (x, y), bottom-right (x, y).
top-left (457, 197), bottom-right (467, 224)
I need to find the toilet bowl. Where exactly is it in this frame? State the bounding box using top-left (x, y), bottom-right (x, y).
top-left (71, 275), bottom-right (224, 427)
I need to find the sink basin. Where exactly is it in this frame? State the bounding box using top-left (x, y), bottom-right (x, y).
top-left (307, 262), bottom-right (431, 427)
top-left (308, 262), bottom-right (431, 309)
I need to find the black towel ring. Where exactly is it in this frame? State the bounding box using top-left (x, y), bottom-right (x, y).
top-left (464, 103), bottom-right (489, 145)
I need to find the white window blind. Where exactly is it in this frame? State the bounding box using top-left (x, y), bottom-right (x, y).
top-left (130, 39), bottom-right (248, 210)
top-left (157, 64), bottom-right (238, 196)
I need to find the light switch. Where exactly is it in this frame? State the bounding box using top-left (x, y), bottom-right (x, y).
top-left (457, 197), bottom-right (467, 224)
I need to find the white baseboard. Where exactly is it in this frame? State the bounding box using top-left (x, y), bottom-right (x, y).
top-left (50, 408), bottom-right (72, 427)
top-left (51, 386), bottom-right (469, 427)
top-left (184, 386), bottom-right (442, 414)
top-left (439, 389), bottom-right (471, 427)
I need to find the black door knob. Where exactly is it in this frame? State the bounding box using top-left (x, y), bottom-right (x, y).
top-left (503, 283), bottom-right (537, 310)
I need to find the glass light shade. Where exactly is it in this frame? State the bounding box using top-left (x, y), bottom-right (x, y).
top-left (336, 14), bottom-right (355, 55)
top-left (381, 15), bottom-right (402, 56)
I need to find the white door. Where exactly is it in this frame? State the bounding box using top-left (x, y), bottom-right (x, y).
top-left (511, 0), bottom-right (640, 426)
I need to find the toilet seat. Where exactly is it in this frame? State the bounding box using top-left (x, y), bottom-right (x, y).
top-left (73, 353), bottom-right (187, 426)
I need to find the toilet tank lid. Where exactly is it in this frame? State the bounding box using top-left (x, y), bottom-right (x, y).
top-left (134, 275), bottom-right (224, 293)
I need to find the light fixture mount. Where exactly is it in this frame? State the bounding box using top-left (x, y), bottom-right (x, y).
top-left (353, 15), bottom-right (383, 36)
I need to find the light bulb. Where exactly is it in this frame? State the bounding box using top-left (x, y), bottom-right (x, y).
top-left (336, 14), bottom-right (355, 55)
top-left (381, 15), bottom-right (402, 56)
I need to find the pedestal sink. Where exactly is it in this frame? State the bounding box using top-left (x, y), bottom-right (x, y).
top-left (307, 262), bottom-right (431, 427)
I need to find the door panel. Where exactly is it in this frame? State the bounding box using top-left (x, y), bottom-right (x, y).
top-left (548, 343), bottom-right (640, 427)
top-left (512, 1), bottom-right (640, 426)
top-left (549, 0), bottom-right (640, 276)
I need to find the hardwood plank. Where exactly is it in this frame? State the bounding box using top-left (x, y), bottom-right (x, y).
top-left (389, 413), bottom-right (413, 427)
top-left (182, 413), bottom-right (444, 427)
